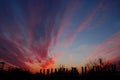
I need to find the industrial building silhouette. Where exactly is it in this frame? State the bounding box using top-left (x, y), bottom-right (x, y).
top-left (0, 59), bottom-right (120, 80)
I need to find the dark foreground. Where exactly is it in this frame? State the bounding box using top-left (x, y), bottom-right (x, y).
top-left (0, 68), bottom-right (120, 80)
top-left (0, 59), bottom-right (120, 80)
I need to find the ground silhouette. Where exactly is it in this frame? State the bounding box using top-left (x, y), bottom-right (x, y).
top-left (0, 59), bottom-right (120, 80)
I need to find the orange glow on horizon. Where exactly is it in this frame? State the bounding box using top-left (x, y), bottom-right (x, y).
top-left (24, 61), bottom-right (54, 73)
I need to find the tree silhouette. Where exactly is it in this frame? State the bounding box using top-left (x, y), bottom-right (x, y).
top-left (0, 59), bottom-right (120, 80)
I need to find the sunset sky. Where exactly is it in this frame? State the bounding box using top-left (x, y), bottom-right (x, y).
top-left (0, 0), bottom-right (120, 72)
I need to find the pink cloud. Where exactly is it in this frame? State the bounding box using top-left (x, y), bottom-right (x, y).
top-left (89, 31), bottom-right (120, 62)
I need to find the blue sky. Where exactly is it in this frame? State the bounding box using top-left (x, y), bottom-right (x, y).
top-left (0, 0), bottom-right (120, 72)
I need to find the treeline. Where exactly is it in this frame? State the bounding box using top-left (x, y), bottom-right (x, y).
top-left (0, 59), bottom-right (120, 80)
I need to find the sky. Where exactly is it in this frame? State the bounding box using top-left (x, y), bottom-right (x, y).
top-left (0, 0), bottom-right (120, 73)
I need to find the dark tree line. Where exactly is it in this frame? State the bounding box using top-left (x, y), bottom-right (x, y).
top-left (0, 58), bottom-right (120, 80)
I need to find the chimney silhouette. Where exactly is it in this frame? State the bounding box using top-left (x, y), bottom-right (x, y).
top-left (55, 68), bottom-right (57, 73)
top-left (43, 69), bottom-right (45, 74)
top-left (47, 69), bottom-right (50, 75)
top-left (81, 66), bottom-right (84, 75)
top-left (84, 67), bottom-right (87, 74)
top-left (51, 68), bottom-right (53, 74)
top-left (40, 69), bottom-right (42, 74)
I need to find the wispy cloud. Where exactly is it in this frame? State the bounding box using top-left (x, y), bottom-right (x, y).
top-left (89, 31), bottom-right (120, 62)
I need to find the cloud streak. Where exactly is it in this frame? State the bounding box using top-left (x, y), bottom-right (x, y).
top-left (89, 32), bottom-right (120, 62)
top-left (0, 0), bottom-right (119, 72)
